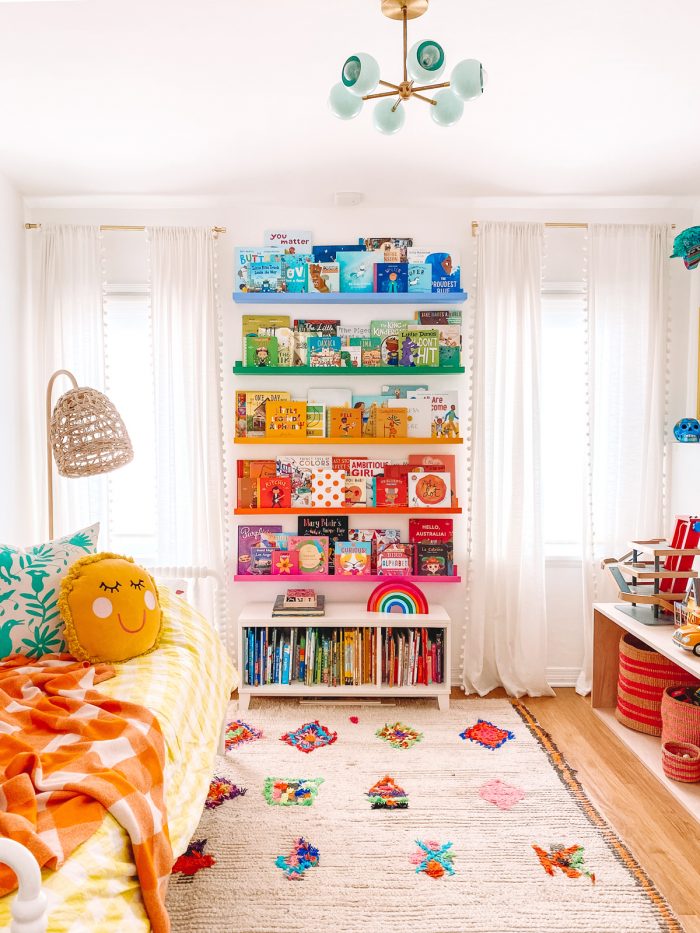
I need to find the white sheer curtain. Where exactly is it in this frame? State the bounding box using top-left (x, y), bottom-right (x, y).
top-left (147, 227), bottom-right (227, 582)
top-left (462, 222), bottom-right (554, 697)
top-left (577, 224), bottom-right (670, 694)
top-left (37, 224), bottom-right (108, 537)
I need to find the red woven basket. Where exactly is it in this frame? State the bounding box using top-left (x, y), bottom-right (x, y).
top-left (661, 686), bottom-right (700, 746)
top-left (615, 634), bottom-right (700, 736)
top-left (661, 740), bottom-right (700, 783)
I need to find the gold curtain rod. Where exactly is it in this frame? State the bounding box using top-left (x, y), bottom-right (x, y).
top-left (25, 223), bottom-right (226, 234)
top-left (471, 220), bottom-right (675, 236)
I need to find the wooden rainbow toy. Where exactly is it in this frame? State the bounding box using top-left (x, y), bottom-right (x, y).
top-left (367, 580), bottom-right (429, 615)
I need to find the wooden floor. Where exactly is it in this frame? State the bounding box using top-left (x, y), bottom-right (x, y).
top-left (464, 687), bottom-right (700, 933)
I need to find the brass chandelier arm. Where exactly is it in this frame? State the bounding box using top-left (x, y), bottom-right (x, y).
top-left (411, 80), bottom-right (451, 93)
top-left (379, 79), bottom-right (401, 90)
top-left (403, 6), bottom-right (408, 83)
top-left (412, 92), bottom-right (438, 105)
top-left (363, 89), bottom-right (402, 101)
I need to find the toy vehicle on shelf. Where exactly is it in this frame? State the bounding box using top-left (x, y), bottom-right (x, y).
top-left (672, 624), bottom-right (700, 656)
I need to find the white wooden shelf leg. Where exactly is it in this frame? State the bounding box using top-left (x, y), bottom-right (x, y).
top-left (437, 694), bottom-right (450, 712)
top-left (0, 838), bottom-right (48, 933)
top-left (237, 692), bottom-right (251, 712)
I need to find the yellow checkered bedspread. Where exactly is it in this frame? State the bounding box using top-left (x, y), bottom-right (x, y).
top-left (0, 587), bottom-right (236, 933)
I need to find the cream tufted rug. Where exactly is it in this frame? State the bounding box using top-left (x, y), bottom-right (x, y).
top-left (166, 699), bottom-right (682, 933)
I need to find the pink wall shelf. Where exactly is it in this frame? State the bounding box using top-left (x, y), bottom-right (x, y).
top-left (234, 571), bottom-right (461, 584)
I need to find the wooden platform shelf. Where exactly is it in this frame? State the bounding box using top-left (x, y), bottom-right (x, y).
top-left (234, 505), bottom-right (462, 516)
top-left (591, 602), bottom-right (700, 822)
top-left (237, 601), bottom-right (451, 711)
top-left (234, 436), bottom-right (462, 445)
top-left (233, 362), bottom-right (465, 376)
top-left (232, 291), bottom-right (468, 305)
top-left (234, 570), bottom-right (461, 584)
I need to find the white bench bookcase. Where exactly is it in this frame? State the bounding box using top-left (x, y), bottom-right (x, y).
top-left (238, 601), bottom-right (451, 711)
top-left (592, 602), bottom-right (700, 820)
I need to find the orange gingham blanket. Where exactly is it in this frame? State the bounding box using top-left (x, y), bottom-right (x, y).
top-left (0, 655), bottom-right (172, 932)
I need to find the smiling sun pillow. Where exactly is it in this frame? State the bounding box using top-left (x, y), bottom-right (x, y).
top-left (59, 553), bottom-right (163, 663)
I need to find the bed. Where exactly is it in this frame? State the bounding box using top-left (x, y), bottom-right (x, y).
top-left (0, 584), bottom-right (236, 933)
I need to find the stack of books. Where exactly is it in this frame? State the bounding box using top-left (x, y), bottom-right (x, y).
top-left (272, 589), bottom-right (325, 617)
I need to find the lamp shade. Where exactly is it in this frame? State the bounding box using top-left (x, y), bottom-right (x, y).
top-left (50, 386), bottom-right (133, 478)
top-left (450, 59), bottom-right (485, 101)
top-left (407, 40), bottom-right (446, 83)
top-left (431, 88), bottom-right (464, 126)
top-left (373, 99), bottom-right (406, 135)
top-left (341, 53), bottom-right (380, 97)
top-left (329, 82), bottom-right (363, 120)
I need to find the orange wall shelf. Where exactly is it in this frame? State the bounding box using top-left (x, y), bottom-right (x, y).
top-left (234, 436), bottom-right (462, 445)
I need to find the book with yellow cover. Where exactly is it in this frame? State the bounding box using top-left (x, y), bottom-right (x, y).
top-left (375, 407), bottom-right (408, 439)
top-left (329, 406), bottom-right (362, 438)
top-left (245, 391), bottom-right (291, 437)
top-left (265, 400), bottom-right (307, 438)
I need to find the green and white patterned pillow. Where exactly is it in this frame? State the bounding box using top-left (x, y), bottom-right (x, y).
top-left (0, 524), bottom-right (100, 660)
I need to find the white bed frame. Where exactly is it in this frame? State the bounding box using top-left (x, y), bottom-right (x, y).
top-left (0, 564), bottom-right (230, 932)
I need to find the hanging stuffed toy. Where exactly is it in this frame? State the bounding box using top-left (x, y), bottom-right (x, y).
top-left (670, 226), bottom-right (700, 270)
top-left (58, 553), bottom-right (163, 663)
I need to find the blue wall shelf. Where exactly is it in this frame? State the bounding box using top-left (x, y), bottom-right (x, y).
top-left (232, 291), bottom-right (468, 305)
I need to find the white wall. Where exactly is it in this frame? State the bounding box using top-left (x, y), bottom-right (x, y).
top-left (23, 196), bottom-right (697, 684)
top-left (0, 174), bottom-right (26, 542)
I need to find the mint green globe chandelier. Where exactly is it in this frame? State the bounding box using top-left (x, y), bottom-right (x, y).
top-left (328, 0), bottom-right (486, 135)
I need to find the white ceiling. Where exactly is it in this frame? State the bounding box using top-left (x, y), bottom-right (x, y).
top-left (1, 0), bottom-right (699, 199)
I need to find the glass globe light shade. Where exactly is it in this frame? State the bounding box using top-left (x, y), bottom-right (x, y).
top-left (431, 88), bottom-right (464, 127)
top-left (329, 82), bottom-right (363, 120)
top-left (373, 99), bottom-right (406, 135)
top-left (341, 53), bottom-right (380, 97)
top-left (450, 59), bottom-right (484, 101)
top-left (407, 39), bottom-right (446, 83)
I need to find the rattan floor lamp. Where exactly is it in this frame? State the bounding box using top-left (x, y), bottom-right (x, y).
top-left (46, 369), bottom-right (134, 539)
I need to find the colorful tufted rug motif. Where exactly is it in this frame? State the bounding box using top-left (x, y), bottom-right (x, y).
top-left (166, 699), bottom-right (682, 933)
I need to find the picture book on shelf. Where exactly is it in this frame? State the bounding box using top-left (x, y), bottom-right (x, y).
top-left (307, 262), bottom-right (340, 294)
top-left (370, 319), bottom-right (414, 342)
top-left (398, 328), bottom-right (440, 367)
top-left (381, 384), bottom-right (429, 399)
top-left (272, 594), bottom-right (326, 617)
top-left (264, 230), bottom-right (313, 251)
top-left (271, 549), bottom-right (300, 575)
top-left (343, 476), bottom-right (367, 507)
top-left (407, 471), bottom-right (452, 509)
top-left (243, 392), bottom-right (291, 436)
top-left (277, 455), bottom-right (332, 508)
top-left (387, 396), bottom-right (431, 437)
top-left (235, 247), bottom-right (282, 293)
top-left (415, 543), bottom-right (450, 576)
top-left (329, 406), bottom-right (362, 438)
top-left (285, 588), bottom-right (318, 607)
top-left (340, 346), bottom-right (361, 368)
top-left (298, 515), bottom-right (349, 574)
top-left (409, 518), bottom-right (454, 573)
top-left (312, 244), bottom-right (365, 263)
top-left (407, 454), bottom-right (456, 505)
top-left (308, 335), bottom-right (342, 367)
top-left (247, 259), bottom-right (285, 293)
top-left (376, 407), bottom-right (408, 438)
top-left (235, 391), bottom-right (247, 437)
top-left (311, 469), bottom-right (346, 508)
top-left (306, 403), bottom-right (326, 438)
top-left (349, 458), bottom-right (387, 501)
top-left (295, 319), bottom-right (340, 334)
top-left (245, 335), bottom-right (279, 368)
top-left (426, 251), bottom-right (461, 293)
top-left (377, 543), bottom-right (413, 576)
top-left (242, 313), bottom-right (291, 342)
top-left (338, 323), bottom-right (371, 341)
top-left (257, 475), bottom-right (292, 509)
top-left (239, 458), bottom-right (277, 478)
top-left (281, 254), bottom-right (312, 292)
top-left (249, 546), bottom-right (273, 574)
top-left (265, 400), bottom-right (307, 437)
top-left (416, 308), bottom-right (462, 326)
top-left (350, 337), bottom-right (382, 367)
top-left (334, 541), bottom-right (372, 576)
top-left (308, 387), bottom-right (352, 418)
top-left (374, 475), bottom-right (408, 508)
top-left (408, 263), bottom-right (432, 293)
top-left (360, 237), bottom-right (413, 262)
top-left (237, 524), bottom-right (283, 575)
top-left (350, 528), bottom-right (401, 571)
top-left (374, 263), bottom-right (408, 294)
top-left (409, 392), bottom-right (460, 437)
top-left (287, 536), bottom-right (329, 574)
top-left (337, 251), bottom-right (380, 293)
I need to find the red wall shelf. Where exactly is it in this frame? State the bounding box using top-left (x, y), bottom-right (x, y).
top-left (234, 506), bottom-right (461, 515)
top-left (234, 571), bottom-right (461, 583)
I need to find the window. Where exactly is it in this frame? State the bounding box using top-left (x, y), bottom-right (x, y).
top-left (103, 287), bottom-right (158, 562)
top-left (541, 286), bottom-right (585, 559)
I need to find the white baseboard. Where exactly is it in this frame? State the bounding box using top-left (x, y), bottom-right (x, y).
top-left (450, 666), bottom-right (580, 690)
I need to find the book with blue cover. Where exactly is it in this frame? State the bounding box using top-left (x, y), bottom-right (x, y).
top-left (235, 247), bottom-right (282, 293)
top-left (337, 250), bottom-right (382, 293)
top-left (247, 259), bottom-right (285, 293)
top-left (408, 263), bottom-right (432, 293)
top-left (374, 263), bottom-right (408, 293)
top-left (312, 244), bottom-right (366, 263)
top-left (281, 253), bottom-right (312, 292)
top-left (308, 335), bottom-right (342, 367)
top-left (426, 251), bottom-right (461, 293)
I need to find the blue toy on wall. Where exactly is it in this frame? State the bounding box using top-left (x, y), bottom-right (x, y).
top-left (670, 226), bottom-right (700, 270)
top-left (673, 417), bottom-right (700, 442)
